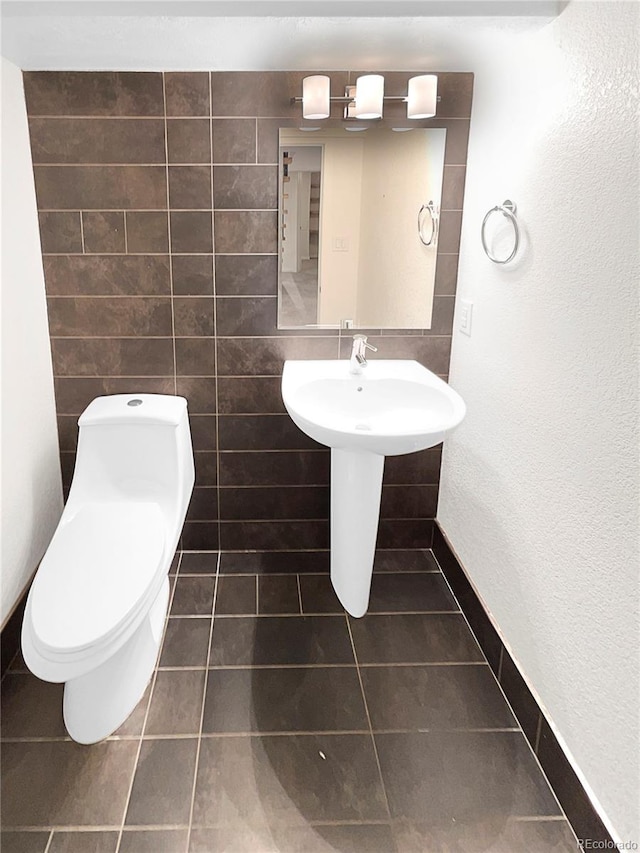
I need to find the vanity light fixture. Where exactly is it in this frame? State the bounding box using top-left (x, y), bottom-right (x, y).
top-left (407, 74), bottom-right (438, 119)
top-left (354, 74), bottom-right (384, 119)
top-left (296, 73), bottom-right (438, 121)
top-left (302, 75), bottom-right (331, 120)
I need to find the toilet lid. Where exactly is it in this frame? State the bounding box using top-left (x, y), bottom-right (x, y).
top-left (30, 502), bottom-right (165, 655)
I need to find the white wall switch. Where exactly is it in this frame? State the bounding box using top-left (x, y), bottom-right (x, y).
top-left (459, 299), bottom-right (473, 336)
top-left (332, 237), bottom-right (349, 252)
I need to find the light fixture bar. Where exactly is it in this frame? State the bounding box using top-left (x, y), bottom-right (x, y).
top-left (290, 95), bottom-right (440, 104)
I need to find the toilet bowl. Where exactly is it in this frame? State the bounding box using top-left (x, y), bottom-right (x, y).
top-left (22, 394), bottom-right (195, 744)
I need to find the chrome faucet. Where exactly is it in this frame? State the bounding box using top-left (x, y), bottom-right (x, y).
top-left (349, 334), bottom-right (378, 374)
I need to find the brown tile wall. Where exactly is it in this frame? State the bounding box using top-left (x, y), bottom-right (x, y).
top-left (24, 70), bottom-right (472, 551)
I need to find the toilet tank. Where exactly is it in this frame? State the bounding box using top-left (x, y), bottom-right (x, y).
top-left (66, 394), bottom-right (195, 532)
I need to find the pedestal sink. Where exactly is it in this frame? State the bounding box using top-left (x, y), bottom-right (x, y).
top-left (281, 359), bottom-right (466, 617)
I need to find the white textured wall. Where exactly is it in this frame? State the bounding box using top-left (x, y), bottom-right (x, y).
top-left (0, 57), bottom-right (63, 626)
top-left (438, 2), bottom-right (639, 843)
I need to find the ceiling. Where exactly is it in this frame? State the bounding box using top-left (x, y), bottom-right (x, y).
top-left (1, 0), bottom-right (567, 71)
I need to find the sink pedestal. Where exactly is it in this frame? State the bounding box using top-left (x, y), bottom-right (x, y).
top-left (282, 359), bottom-right (466, 618)
top-left (330, 448), bottom-right (384, 618)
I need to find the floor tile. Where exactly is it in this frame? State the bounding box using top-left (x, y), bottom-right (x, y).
top-left (180, 551), bottom-right (219, 574)
top-left (300, 573), bottom-right (458, 615)
top-left (258, 575), bottom-right (301, 614)
top-left (114, 683), bottom-right (152, 736)
top-left (298, 574), bottom-right (343, 614)
top-left (0, 832), bottom-right (50, 853)
top-left (0, 673), bottom-right (66, 738)
top-left (277, 824), bottom-right (395, 853)
top-left (202, 667), bottom-right (367, 733)
top-left (392, 816), bottom-right (580, 852)
top-left (215, 575), bottom-right (257, 615)
top-left (189, 826), bottom-right (280, 853)
top-left (7, 650), bottom-right (29, 673)
top-left (209, 616), bottom-right (354, 666)
top-left (376, 731), bottom-right (561, 824)
top-left (350, 613), bottom-right (484, 664)
top-left (125, 738), bottom-right (198, 826)
top-left (190, 823), bottom-right (395, 852)
top-left (374, 549), bottom-right (440, 573)
top-left (170, 576), bottom-right (215, 616)
top-left (1, 740), bottom-right (138, 826)
top-left (48, 831), bottom-right (119, 853)
top-left (119, 829), bottom-right (189, 853)
top-left (0, 552), bottom-right (586, 849)
top-left (160, 618), bottom-right (211, 667)
top-left (192, 734), bottom-right (388, 826)
top-left (220, 551), bottom-right (329, 575)
top-left (361, 664), bottom-right (517, 731)
top-left (145, 670), bottom-right (206, 735)
top-left (368, 572), bottom-right (458, 612)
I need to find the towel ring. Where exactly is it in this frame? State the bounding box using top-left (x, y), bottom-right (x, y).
top-left (418, 201), bottom-right (438, 247)
top-left (481, 199), bottom-right (519, 264)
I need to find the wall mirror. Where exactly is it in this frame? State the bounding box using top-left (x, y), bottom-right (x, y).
top-left (277, 126), bottom-right (446, 330)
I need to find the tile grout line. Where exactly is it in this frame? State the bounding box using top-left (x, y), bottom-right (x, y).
top-left (295, 573), bottom-right (305, 614)
top-left (185, 549), bottom-right (220, 853)
top-left (344, 614), bottom-right (394, 837)
top-left (209, 84), bottom-right (223, 555)
top-left (32, 156), bottom-right (461, 167)
top-left (254, 117), bottom-right (258, 165)
top-left (79, 211), bottom-right (85, 254)
top-left (177, 568), bottom-right (440, 576)
top-left (158, 608), bottom-right (458, 619)
top-left (161, 72), bottom-right (178, 396)
top-left (28, 113), bottom-right (472, 121)
top-left (114, 550), bottom-right (181, 853)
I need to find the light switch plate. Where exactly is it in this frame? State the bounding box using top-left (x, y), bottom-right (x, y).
top-left (459, 299), bottom-right (473, 336)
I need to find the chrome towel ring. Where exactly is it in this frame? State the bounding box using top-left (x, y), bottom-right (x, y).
top-left (481, 199), bottom-right (520, 264)
top-left (418, 201), bottom-right (438, 246)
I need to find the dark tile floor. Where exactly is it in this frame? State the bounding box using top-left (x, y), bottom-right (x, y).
top-left (1, 550), bottom-right (580, 853)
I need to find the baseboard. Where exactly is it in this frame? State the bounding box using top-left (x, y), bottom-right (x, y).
top-left (432, 522), bottom-right (614, 848)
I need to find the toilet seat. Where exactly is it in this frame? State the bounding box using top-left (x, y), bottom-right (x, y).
top-left (29, 502), bottom-right (165, 658)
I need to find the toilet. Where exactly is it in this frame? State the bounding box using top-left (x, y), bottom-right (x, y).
top-left (21, 394), bottom-right (195, 744)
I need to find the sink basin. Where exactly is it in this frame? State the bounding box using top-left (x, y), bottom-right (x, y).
top-left (282, 360), bottom-right (465, 455)
top-left (281, 358), bottom-right (466, 618)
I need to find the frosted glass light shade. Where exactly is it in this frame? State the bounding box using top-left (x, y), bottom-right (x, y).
top-left (355, 75), bottom-right (384, 119)
top-left (407, 75), bottom-right (437, 119)
top-left (302, 75), bottom-right (330, 120)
